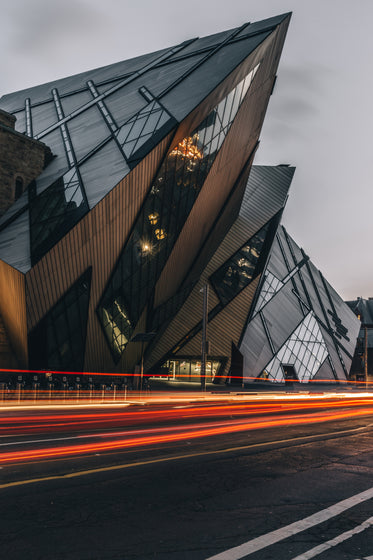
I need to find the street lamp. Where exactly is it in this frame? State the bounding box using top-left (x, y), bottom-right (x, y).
top-left (130, 332), bottom-right (156, 391)
top-left (200, 284), bottom-right (209, 392)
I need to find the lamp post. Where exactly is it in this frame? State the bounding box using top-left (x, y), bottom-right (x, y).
top-left (200, 284), bottom-right (209, 392)
top-left (130, 332), bottom-right (156, 391)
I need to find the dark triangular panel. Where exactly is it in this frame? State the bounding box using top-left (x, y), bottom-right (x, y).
top-left (28, 268), bottom-right (92, 371)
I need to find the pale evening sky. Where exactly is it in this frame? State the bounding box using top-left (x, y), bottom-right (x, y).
top-left (1, 0), bottom-right (371, 300)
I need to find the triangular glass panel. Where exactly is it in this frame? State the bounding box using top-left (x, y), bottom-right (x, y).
top-left (262, 311), bottom-right (329, 383)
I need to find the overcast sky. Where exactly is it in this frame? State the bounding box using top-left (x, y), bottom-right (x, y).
top-left (1, 0), bottom-right (371, 300)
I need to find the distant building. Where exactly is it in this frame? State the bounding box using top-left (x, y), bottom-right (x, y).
top-left (0, 13), bottom-right (360, 387)
top-left (346, 298), bottom-right (373, 383)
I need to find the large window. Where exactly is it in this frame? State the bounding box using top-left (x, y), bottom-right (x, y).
top-left (98, 65), bottom-right (260, 361)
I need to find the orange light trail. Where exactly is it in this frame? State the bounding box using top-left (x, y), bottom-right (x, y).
top-left (1, 398), bottom-right (373, 435)
top-left (1, 405), bottom-right (373, 465)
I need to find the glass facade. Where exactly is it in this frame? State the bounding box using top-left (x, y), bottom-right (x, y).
top-left (210, 219), bottom-right (270, 306)
top-left (98, 65), bottom-right (260, 361)
top-left (29, 168), bottom-right (88, 265)
top-left (261, 312), bottom-right (329, 383)
top-left (28, 268), bottom-right (92, 371)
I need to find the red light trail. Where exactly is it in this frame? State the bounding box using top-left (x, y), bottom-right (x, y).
top-left (1, 395), bottom-right (373, 465)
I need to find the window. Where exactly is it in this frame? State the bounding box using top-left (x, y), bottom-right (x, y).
top-left (15, 177), bottom-right (23, 200)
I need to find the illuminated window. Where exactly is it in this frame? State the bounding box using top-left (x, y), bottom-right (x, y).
top-left (154, 228), bottom-right (166, 240)
top-left (148, 212), bottom-right (159, 225)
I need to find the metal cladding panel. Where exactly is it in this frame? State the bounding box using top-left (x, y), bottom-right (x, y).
top-left (298, 264), bottom-right (327, 324)
top-left (319, 325), bottom-right (347, 381)
top-left (240, 308), bottom-right (275, 380)
top-left (103, 87), bottom-right (148, 130)
top-left (339, 346), bottom-right (355, 376)
top-left (286, 230), bottom-right (306, 264)
top-left (235, 13), bottom-right (291, 38)
top-left (171, 276), bottom-right (261, 376)
top-left (161, 31), bottom-right (272, 122)
top-left (0, 211), bottom-right (31, 273)
top-left (320, 276), bottom-right (360, 358)
top-left (261, 280), bottom-right (305, 352)
top-left (313, 357), bottom-right (336, 381)
top-left (172, 29), bottom-right (235, 57)
top-left (0, 259), bottom-right (27, 367)
top-left (61, 90), bottom-right (92, 116)
top-left (67, 104), bottom-right (110, 162)
top-left (265, 235), bottom-right (291, 281)
top-left (140, 53), bottom-right (209, 100)
top-left (276, 225), bottom-right (296, 269)
top-left (31, 101), bottom-right (58, 137)
top-left (290, 274), bottom-right (310, 311)
top-left (25, 133), bottom-right (172, 375)
top-left (79, 140), bottom-right (130, 209)
top-left (239, 166), bottom-right (294, 222)
top-left (0, 48), bottom-right (171, 111)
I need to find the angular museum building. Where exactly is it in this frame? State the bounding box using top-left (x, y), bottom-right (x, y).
top-left (0, 13), bottom-right (360, 386)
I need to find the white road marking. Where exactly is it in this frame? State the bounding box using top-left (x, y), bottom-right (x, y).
top-left (290, 516), bottom-right (373, 559)
top-left (205, 487), bottom-right (373, 560)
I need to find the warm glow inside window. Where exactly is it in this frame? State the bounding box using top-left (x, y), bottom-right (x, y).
top-left (148, 212), bottom-right (159, 225)
top-left (170, 136), bottom-right (203, 160)
top-left (155, 228), bottom-right (167, 240)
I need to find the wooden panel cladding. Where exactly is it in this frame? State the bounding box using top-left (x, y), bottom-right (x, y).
top-left (168, 276), bottom-right (261, 378)
top-left (0, 259), bottom-right (27, 367)
top-left (25, 131), bottom-right (174, 373)
top-left (153, 24), bottom-right (288, 309)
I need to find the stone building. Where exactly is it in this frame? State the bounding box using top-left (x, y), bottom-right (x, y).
top-left (0, 108), bottom-right (52, 217)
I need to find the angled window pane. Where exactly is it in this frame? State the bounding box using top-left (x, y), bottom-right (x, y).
top-left (29, 168), bottom-right (88, 265)
top-left (210, 220), bottom-right (271, 306)
top-left (98, 65), bottom-right (259, 360)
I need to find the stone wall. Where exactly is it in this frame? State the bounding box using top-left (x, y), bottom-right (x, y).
top-left (0, 109), bottom-right (52, 217)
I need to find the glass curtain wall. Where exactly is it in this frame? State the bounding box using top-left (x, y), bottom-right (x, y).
top-left (98, 65), bottom-right (260, 361)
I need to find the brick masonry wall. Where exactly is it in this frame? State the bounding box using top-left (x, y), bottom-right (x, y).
top-left (0, 115), bottom-right (52, 217)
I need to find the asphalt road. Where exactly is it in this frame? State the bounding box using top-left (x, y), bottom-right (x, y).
top-left (1, 394), bottom-right (373, 559)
